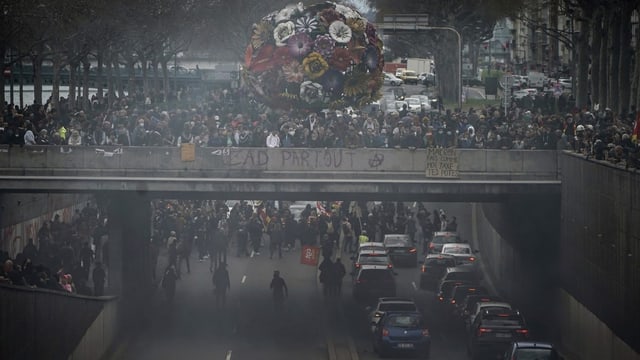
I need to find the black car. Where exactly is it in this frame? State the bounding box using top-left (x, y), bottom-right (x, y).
top-left (447, 285), bottom-right (489, 312)
top-left (436, 280), bottom-right (476, 303)
top-left (428, 231), bottom-right (465, 254)
top-left (468, 309), bottom-right (529, 359)
top-left (457, 294), bottom-right (504, 321)
top-left (503, 341), bottom-right (562, 360)
top-left (383, 234), bottom-right (418, 267)
top-left (419, 254), bottom-right (457, 290)
top-left (352, 265), bottom-right (397, 303)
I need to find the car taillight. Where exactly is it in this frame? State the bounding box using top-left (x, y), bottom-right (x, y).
top-left (355, 263), bottom-right (360, 268)
top-left (516, 329), bottom-right (529, 336)
top-left (387, 264), bottom-right (393, 269)
top-left (409, 248), bottom-right (417, 253)
top-left (450, 299), bottom-right (456, 304)
top-left (477, 328), bottom-right (492, 336)
top-left (421, 265), bottom-right (426, 272)
top-left (429, 243), bottom-right (435, 248)
top-left (356, 279), bottom-right (366, 284)
top-left (438, 296), bottom-right (443, 301)
top-left (469, 257), bottom-right (475, 261)
top-left (421, 329), bottom-right (430, 337)
top-left (382, 328), bottom-right (389, 336)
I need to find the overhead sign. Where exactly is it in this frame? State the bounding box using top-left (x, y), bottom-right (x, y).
top-left (425, 148), bottom-right (459, 178)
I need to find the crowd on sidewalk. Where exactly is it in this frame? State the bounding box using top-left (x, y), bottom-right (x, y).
top-left (0, 87), bottom-right (637, 169)
top-left (0, 203), bottom-right (108, 296)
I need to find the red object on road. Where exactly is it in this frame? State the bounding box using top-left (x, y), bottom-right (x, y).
top-left (300, 245), bottom-right (320, 266)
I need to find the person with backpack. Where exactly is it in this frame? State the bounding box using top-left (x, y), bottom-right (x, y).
top-left (212, 262), bottom-right (230, 308)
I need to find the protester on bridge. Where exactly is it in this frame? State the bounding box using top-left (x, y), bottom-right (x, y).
top-left (212, 262), bottom-right (230, 309)
top-left (270, 270), bottom-right (288, 313)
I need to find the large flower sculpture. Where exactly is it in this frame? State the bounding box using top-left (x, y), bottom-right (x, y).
top-left (244, 1), bottom-right (384, 111)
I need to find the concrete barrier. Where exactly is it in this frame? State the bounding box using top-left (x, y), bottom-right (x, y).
top-left (0, 284), bottom-right (117, 360)
top-left (68, 297), bottom-right (119, 360)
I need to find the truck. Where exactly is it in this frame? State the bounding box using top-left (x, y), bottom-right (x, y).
top-left (527, 71), bottom-right (546, 89)
top-left (406, 58), bottom-right (433, 75)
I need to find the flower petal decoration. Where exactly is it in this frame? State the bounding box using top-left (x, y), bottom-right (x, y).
top-left (295, 16), bottom-right (319, 33)
top-left (288, 32), bottom-right (313, 58)
top-left (313, 34), bottom-right (335, 59)
top-left (320, 69), bottom-right (345, 96)
top-left (300, 81), bottom-right (324, 104)
top-left (282, 61), bottom-right (305, 83)
top-left (274, 21), bottom-right (295, 47)
top-left (329, 21), bottom-right (352, 43)
top-left (302, 52), bottom-right (329, 79)
top-left (244, 2), bottom-right (383, 111)
top-left (330, 47), bottom-right (352, 71)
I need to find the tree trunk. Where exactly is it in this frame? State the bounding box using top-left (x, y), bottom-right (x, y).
top-left (32, 54), bottom-right (44, 106)
top-left (51, 54), bottom-right (62, 111)
top-left (114, 59), bottom-right (125, 99)
top-left (97, 48), bottom-right (104, 100)
top-left (634, 19), bottom-right (640, 110)
top-left (152, 60), bottom-right (160, 96)
top-left (607, 8), bottom-right (621, 111)
top-left (82, 59), bottom-right (90, 111)
top-left (19, 58), bottom-right (24, 108)
top-left (140, 55), bottom-right (149, 98)
top-left (434, 31), bottom-right (459, 107)
top-left (0, 48), bottom-right (6, 106)
top-left (162, 59), bottom-right (169, 103)
top-left (576, 14), bottom-right (591, 109)
top-left (590, 7), bottom-right (603, 107)
top-left (106, 51), bottom-right (114, 110)
top-left (617, 4), bottom-right (632, 115)
top-left (68, 62), bottom-right (78, 111)
top-left (599, 8), bottom-right (610, 109)
top-left (126, 59), bottom-right (136, 98)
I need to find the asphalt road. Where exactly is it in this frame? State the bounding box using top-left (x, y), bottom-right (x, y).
top-left (115, 202), bottom-right (518, 360)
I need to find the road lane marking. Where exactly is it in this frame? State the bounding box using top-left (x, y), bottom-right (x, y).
top-left (241, 275), bottom-right (246, 284)
top-left (225, 350), bottom-right (232, 360)
top-left (412, 281), bottom-right (418, 291)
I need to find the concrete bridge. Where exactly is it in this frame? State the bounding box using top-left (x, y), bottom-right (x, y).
top-left (0, 146), bottom-right (560, 201)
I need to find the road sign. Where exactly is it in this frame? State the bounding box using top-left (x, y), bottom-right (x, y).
top-left (300, 245), bottom-right (320, 266)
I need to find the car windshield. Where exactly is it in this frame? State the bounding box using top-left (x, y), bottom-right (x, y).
top-left (379, 303), bottom-right (416, 312)
top-left (443, 247), bottom-right (471, 254)
top-left (359, 255), bottom-right (389, 264)
top-left (515, 349), bottom-right (556, 360)
top-left (386, 315), bottom-right (422, 328)
top-left (359, 269), bottom-right (393, 281)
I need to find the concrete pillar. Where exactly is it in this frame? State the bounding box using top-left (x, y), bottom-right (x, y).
top-left (107, 193), bottom-right (151, 327)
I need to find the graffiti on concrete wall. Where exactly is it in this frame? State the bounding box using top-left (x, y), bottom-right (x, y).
top-left (218, 148), bottom-right (386, 170)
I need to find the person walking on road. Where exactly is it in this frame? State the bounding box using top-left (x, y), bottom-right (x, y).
top-left (270, 270), bottom-right (288, 313)
top-left (162, 265), bottom-right (178, 305)
top-left (212, 262), bottom-right (230, 308)
top-left (268, 216), bottom-right (284, 259)
top-left (333, 258), bottom-right (347, 296)
top-left (319, 256), bottom-right (336, 297)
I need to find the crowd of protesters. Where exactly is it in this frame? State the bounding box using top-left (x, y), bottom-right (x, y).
top-left (0, 86), bottom-right (637, 168)
top-left (0, 203), bottom-right (108, 296)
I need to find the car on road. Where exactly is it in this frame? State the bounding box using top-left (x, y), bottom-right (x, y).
top-left (436, 279), bottom-right (475, 303)
top-left (368, 297), bottom-right (418, 327)
top-left (418, 72), bottom-right (436, 86)
top-left (438, 266), bottom-right (482, 285)
top-left (448, 285), bottom-right (489, 311)
top-left (457, 294), bottom-right (504, 321)
top-left (372, 311), bottom-right (431, 358)
top-left (558, 78), bottom-right (572, 89)
top-left (384, 72), bottom-right (404, 86)
top-left (429, 231), bottom-right (465, 254)
top-left (419, 254), bottom-right (457, 290)
top-left (466, 301), bottom-right (513, 331)
top-left (503, 341), bottom-right (561, 360)
top-left (398, 70), bottom-right (420, 85)
top-left (441, 243), bottom-right (478, 265)
top-left (358, 242), bottom-right (386, 253)
top-left (383, 234), bottom-right (418, 267)
top-left (351, 249), bottom-right (394, 274)
top-left (468, 309), bottom-right (529, 359)
top-left (352, 265), bottom-right (397, 303)
top-left (408, 95), bottom-right (432, 111)
top-left (405, 97), bottom-right (422, 112)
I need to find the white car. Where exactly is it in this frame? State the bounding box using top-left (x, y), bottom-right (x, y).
top-left (466, 301), bottom-right (512, 331)
top-left (441, 243), bottom-right (477, 265)
top-left (384, 72), bottom-right (404, 86)
top-left (359, 242), bottom-right (386, 253)
top-left (558, 78), bottom-right (572, 89)
top-left (405, 97), bottom-right (422, 112)
top-left (409, 95), bottom-right (432, 111)
top-left (512, 90), bottom-right (530, 100)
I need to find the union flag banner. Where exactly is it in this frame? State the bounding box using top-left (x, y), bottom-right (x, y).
top-left (300, 245), bottom-right (320, 266)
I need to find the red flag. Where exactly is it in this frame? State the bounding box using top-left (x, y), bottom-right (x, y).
top-left (633, 111), bottom-right (640, 143)
top-left (300, 245), bottom-right (320, 266)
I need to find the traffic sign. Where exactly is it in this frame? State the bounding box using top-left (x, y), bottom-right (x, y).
top-left (300, 245), bottom-right (320, 266)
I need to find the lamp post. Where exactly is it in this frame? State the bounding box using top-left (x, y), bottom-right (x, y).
top-left (417, 26), bottom-right (462, 110)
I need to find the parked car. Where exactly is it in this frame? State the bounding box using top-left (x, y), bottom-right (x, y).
top-left (372, 312), bottom-right (431, 358)
top-left (384, 72), bottom-right (404, 86)
top-left (419, 254), bottom-right (457, 290)
top-left (419, 72), bottom-right (436, 86)
top-left (383, 234), bottom-right (418, 267)
top-left (408, 95), bottom-right (432, 111)
top-left (503, 341), bottom-right (562, 360)
top-left (398, 70), bottom-right (419, 85)
top-left (352, 265), bottom-right (397, 303)
top-left (367, 297), bottom-right (418, 327)
top-left (429, 231), bottom-right (465, 254)
top-left (441, 243), bottom-right (478, 265)
top-left (468, 309), bottom-right (529, 359)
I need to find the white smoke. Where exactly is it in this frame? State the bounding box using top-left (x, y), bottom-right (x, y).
top-left (339, 0), bottom-right (377, 21)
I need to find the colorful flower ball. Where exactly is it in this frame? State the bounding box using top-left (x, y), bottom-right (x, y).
top-left (244, 1), bottom-right (384, 111)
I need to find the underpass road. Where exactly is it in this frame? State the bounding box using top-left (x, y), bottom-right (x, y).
top-left (119, 244), bottom-right (326, 360)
